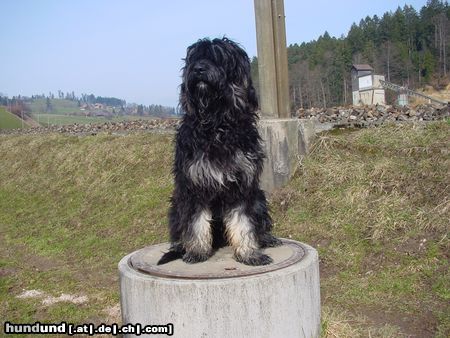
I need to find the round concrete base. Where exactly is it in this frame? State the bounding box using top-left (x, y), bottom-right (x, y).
top-left (119, 239), bottom-right (320, 338)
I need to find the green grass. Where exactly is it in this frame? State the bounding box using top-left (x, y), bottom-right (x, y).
top-left (0, 107), bottom-right (28, 129)
top-left (0, 122), bottom-right (448, 337)
top-left (27, 98), bottom-right (162, 126)
top-left (0, 132), bottom-right (173, 328)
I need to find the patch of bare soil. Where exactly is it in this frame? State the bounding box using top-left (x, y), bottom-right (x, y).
top-left (357, 306), bottom-right (437, 338)
top-left (0, 233), bottom-right (61, 272)
top-left (319, 248), bottom-right (442, 337)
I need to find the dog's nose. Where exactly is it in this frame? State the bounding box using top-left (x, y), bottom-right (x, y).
top-left (194, 64), bottom-right (205, 74)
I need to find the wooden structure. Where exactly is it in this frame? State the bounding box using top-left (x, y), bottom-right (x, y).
top-left (253, 0), bottom-right (314, 192)
top-left (254, 0), bottom-right (290, 118)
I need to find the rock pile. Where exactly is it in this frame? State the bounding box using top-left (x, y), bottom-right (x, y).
top-left (2, 104), bottom-right (449, 137)
top-left (0, 118), bottom-right (181, 136)
top-left (297, 104), bottom-right (450, 126)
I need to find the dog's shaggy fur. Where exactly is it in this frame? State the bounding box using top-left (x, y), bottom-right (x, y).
top-left (157, 37), bottom-right (281, 266)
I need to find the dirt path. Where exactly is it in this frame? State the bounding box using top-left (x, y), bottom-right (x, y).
top-left (23, 114), bottom-right (41, 127)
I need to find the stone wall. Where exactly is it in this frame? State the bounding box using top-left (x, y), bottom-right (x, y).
top-left (0, 119), bottom-right (180, 136)
top-left (297, 104), bottom-right (450, 127)
top-left (2, 104), bottom-right (449, 137)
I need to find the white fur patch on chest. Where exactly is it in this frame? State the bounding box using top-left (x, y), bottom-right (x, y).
top-left (187, 155), bottom-right (229, 188)
top-left (186, 151), bottom-right (256, 188)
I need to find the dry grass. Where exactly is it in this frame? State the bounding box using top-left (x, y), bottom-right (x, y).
top-left (321, 307), bottom-right (403, 338)
top-left (0, 132), bottom-right (174, 326)
top-left (0, 122), bottom-right (449, 336)
top-left (321, 308), bottom-right (361, 338)
top-left (272, 121), bottom-right (449, 337)
top-left (275, 123), bottom-right (449, 239)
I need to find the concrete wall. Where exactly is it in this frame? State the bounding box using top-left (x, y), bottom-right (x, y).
top-left (373, 89), bottom-right (386, 105)
top-left (352, 74), bottom-right (386, 106)
top-left (352, 91), bottom-right (361, 106)
top-left (373, 75), bottom-right (386, 88)
top-left (258, 118), bottom-right (315, 193)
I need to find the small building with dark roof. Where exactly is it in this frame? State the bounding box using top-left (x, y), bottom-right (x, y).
top-left (351, 64), bottom-right (385, 106)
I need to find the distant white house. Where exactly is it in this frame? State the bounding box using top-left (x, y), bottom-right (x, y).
top-left (351, 64), bottom-right (386, 106)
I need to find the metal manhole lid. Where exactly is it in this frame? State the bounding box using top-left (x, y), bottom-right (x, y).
top-left (129, 239), bottom-right (305, 280)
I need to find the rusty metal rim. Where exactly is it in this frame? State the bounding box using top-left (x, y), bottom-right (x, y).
top-left (128, 239), bottom-right (306, 280)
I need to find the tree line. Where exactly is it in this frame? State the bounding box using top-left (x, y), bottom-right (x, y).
top-left (1, 92), bottom-right (126, 107)
top-left (251, 0), bottom-right (450, 109)
top-left (0, 92), bottom-right (176, 118)
top-left (135, 104), bottom-right (176, 117)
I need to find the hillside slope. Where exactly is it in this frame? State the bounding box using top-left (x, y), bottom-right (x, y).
top-left (0, 107), bottom-right (29, 129)
top-left (0, 123), bottom-right (448, 337)
top-left (271, 122), bottom-right (449, 337)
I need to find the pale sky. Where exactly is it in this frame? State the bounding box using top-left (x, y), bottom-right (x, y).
top-left (0, 0), bottom-right (429, 107)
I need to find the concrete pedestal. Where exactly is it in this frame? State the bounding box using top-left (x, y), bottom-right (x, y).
top-left (258, 118), bottom-right (316, 192)
top-left (119, 239), bottom-right (320, 338)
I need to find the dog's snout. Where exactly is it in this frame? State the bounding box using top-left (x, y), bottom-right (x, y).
top-left (194, 64), bottom-right (205, 74)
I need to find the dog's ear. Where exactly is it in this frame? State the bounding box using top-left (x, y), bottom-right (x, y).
top-left (232, 46), bottom-right (258, 112)
top-left (179, 83), bottom-right (190, 115)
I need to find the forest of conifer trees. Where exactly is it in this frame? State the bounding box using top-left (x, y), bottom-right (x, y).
top-left (251, 0), bottom-right (450, 109)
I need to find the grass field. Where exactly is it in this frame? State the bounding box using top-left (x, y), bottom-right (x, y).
top-left (0, 107), bottom-right (29, 129)
top-left (29, 98), bottom-right (80, 115)
top-left (0, 122), bottom-right (448, 337)
top-left (272, 123), bottom-right (449, 337)
top-left (25, 98), bottom-right (166, 126)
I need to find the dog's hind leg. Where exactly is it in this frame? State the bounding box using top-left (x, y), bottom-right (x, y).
top-left (251, 188), bottom-right (282, 248)
top-left (158, 200), bottom-right (213, 265)
top-left (224, 206), bottom-right (272, 266)
top-left (182, 208), bottom-right (214, 264)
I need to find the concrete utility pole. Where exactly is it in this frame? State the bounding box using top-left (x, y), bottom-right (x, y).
top-left (254, 0), bottom-right (290, 118)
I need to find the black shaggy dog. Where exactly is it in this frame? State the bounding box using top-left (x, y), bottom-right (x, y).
top-left (158, 37), bottom-right (281, 266)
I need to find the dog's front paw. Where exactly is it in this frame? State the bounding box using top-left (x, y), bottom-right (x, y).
top-left (260, 234), bottom-right (283, 248)
top-left (236, 252), bottom-right (273, 266)
top-left (182, 251), bottom-right (210, 264)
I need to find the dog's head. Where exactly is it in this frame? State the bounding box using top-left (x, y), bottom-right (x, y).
top-left (180, 37), bottom-right (258, 116)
